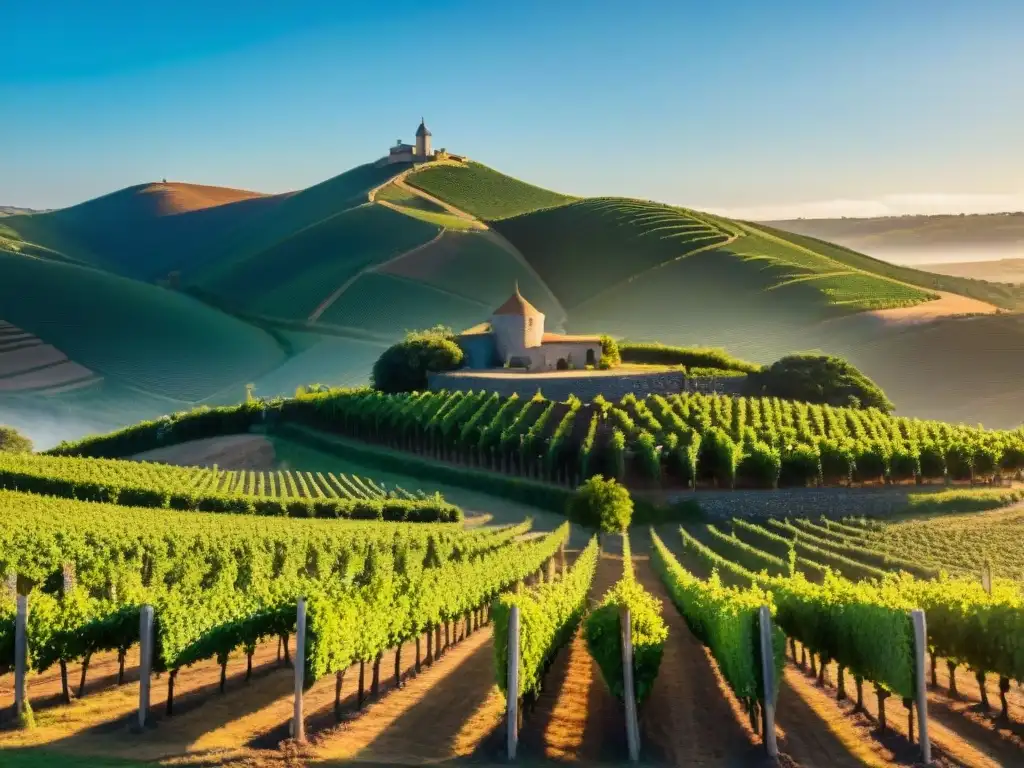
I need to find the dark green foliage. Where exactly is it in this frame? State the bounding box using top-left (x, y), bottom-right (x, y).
top-left (779, 444), bottom-right (822, 487)
top-left (747, 354), bottom-right (893, 412)
top-left (737, 442), bottom-right (781, 489)
top-left (618, 342), bottom-right (760, 373)
top-left (0, 426), bottom-right (33, 454)
top-left (599, 335), bottom-right (621, 367)
top-left (371, 329), bottom-right (464, 394)
top-left (567, 476), bottom-right (633, 533)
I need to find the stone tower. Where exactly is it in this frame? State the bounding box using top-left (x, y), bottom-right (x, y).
top-left (491, 283), bottom-right (545, 363)
top-left (415, 117), bottom-right (432, 157)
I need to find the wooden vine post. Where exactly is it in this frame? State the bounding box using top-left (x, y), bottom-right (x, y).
top-left (506, 604), bottom-right (520, 761)
top-left (14, 593), bottom-right (28, 723)
top-left (758, 606), bottom-right (778, 758)
top-left (911, 609), bottom-right (931, 763)
top-left (292, 598), bottom-right (307, 743)
top-left (620, 606), bottom-right (641, 762)
top-left (137, 605), bottom-right (154, 730)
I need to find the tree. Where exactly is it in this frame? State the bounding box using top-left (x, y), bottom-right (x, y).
top-left (371, 328), bottom-right (465, 394)
top-left (745, 353), bottom-right (893, 412)
top-left (567, 476), bottom-right (633, 533)
top-left (0, 425), bottom-right (32, 454)
top-left (599, 335), bottom-right (621, 367)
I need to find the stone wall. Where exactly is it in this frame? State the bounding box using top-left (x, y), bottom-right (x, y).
top-left (428, 369), bottom-right (687, 402)
top-left (684, 375), bottom-right (748, 396)
top-left (661, 485), bottom-right (950, 521)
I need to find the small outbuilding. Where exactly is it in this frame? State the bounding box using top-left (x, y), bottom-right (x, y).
top-left (455, 286), bottom-right (602, 371)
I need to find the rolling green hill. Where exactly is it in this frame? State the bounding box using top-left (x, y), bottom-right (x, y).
top-left (1, 182), bottom-right (286, 280)
top-left (492, 198), bottom-right (935, 313)
top-left (201, 203), bottom-right (441, 321)
top-left (4, 155), bottom-right (1024, 446)
top-left (749, 222), bottom-right (1024, 309)
top-left (0, 250), bottom-right (285, 401)
top-left (405, 162), bottom-right (575, 219)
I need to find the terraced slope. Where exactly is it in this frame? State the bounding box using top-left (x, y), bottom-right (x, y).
top-left (751, 222), bottom-right (1024, 309)
top-left (0, 321), bottom-right (99, 394)
top-left (405, 162), bottom-right (575, 220)
top-left (493, 199), bottom-right (934, 316)
top-left (0, 250), bottom-right (285, 401)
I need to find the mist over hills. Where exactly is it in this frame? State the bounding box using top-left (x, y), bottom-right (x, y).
top-left (2, 158), bottom-right (1023, 446)
top-left (765, 212), bottom-right (1024, 266)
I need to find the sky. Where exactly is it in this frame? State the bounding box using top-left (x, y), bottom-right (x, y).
top-left (1, 0), bottom-right (1022, 218)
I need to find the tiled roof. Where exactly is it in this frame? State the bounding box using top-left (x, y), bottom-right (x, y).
top-left (493, 288), bottom-right (542, 316)
top-left (541, 332), bottom-right (601, 344)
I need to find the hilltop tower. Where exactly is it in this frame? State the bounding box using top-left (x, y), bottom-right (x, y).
top-left (415, 118), bottom-right (432, 157)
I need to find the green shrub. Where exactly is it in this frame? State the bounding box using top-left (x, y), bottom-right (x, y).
top-left (745, 354), bottom-right (893, 412)
top-left (737, 442), bottom-right (781, 489)
top-left (567, 476), bottom-right (633, 533)
top-left (698, 427), bottom-right (742, 488)
top-left (618, 342), bottom-right (760, 373)
top-left (599, 335), bottom-right (621, 367)
top-left (0, 426), bottom-right (32, 454)
top-left (779, 443), bottom-right (822, 487)
top-left (371, 329), bottom-right (464, 393)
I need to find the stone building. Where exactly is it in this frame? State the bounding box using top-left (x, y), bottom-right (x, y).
top-left (385, 118), bottom-right (467, 165)
top-left (456, 286), bottom-right (602, 371)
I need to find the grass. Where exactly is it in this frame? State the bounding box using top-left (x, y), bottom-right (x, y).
top-left (317, 272), bottom-right (490, 337)
top-left (492, 198), bottom-right (735, 309)
top-left (895, 486), bottom-right (1024, 518)
top-left (405, 162), bottom-right (575, 220)
top-left (203, 203), bottom-right (440, 321)
top-left (759, 217), bottom-right (1024, 310)
top-left (0, 250), bottom-right (285, 402)
top-left (377, 230), bottom-right (558, 314)
top-left (247, 332), bottom-right (387, 397)
top-left (191, 161), bottom-right (407, 284)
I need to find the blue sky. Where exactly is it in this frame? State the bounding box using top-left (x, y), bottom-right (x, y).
top-left (2, 0), bottom-right (1022, 217)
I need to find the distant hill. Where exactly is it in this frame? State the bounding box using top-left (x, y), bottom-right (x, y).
top-left (763, 212), bottom-right (1024, 263)
top-left (1, 182), bottom-right (288, 280)
top-left (4, 156), bottom-right (1024, 445)
top-left (0, 206), bottom-right (47, 217)
top-left (918, 257), bottom-right (1024, 284)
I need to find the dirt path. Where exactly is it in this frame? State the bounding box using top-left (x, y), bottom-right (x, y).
top-left (790, 641), bottom-right (1017, 768)
top-left (306, 227), bottom-right (446, 322)
top-left (368, 165), bottom-right (568, 327)
top-left (392, 176), bottom-right (477, 223)
top-left (512, 552), bottom-right (623, 763)
top-left (130, 434), bottom-right (276, 469)
top-left (311, 623), bottom-right (504, 763)
top-left (632, 555), bottom-right (767, 766)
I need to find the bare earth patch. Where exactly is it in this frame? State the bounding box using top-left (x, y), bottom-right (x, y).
top-left (863, 291), bottom-right (1000, 327)
top-left (131, 435), bottom-right (276, 470)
